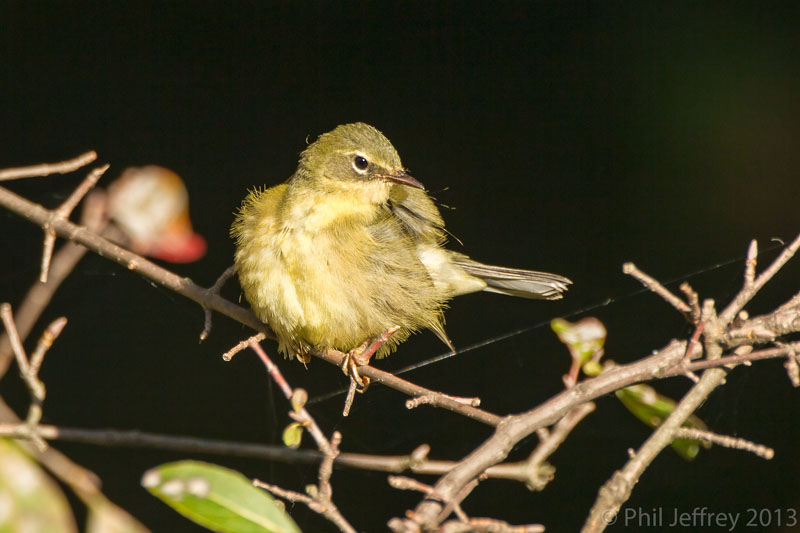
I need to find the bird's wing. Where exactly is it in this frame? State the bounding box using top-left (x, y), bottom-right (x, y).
top-left (388, 187), bottom-right (447, 245)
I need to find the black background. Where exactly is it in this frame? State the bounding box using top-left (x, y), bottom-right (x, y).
top-left (3, 2), bottom-right (800, 532)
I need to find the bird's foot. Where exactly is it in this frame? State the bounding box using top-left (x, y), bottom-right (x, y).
top-left (341, 341), bottom-right (370, 391)
top-left (340, 326), bottom-right (401, 398)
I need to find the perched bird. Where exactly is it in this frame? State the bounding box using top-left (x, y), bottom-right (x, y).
top-left (231, 123), bottom-right (570, 366)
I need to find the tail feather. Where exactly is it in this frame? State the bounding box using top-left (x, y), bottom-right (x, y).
top-left (452, 258), bottom-right (571, 300)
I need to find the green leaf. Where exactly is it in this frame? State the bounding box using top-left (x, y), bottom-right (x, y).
top-left (552, 317), bottom-right (607, 379)
top-left (616, 384), bottom-right (711, 460)
top-left (282, 422), bottom-right (304, 449)
top-left (142, 460), bottom-right (301, 533)
top-left (0, 438), bottom-right (77, 533)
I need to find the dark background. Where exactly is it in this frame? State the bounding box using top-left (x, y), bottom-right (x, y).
top-left (3, 2), bottom-right (800, 532)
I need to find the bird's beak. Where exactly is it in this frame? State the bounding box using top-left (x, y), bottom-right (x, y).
top-left (379, 171), bottom-right (426, 190)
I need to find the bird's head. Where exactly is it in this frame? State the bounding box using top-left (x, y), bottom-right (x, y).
top-left (296, 123), bottom-right (425, 200)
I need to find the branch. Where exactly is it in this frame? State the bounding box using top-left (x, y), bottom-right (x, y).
top-left (673, 428), bottom-right (773, 460)
top-left (39, 164), bottom-right (108, 282)
top-left (580, 238), bottom-right (800, 532)
top-left (0, 304), bottom-right (62, 449)
top-left (718, 233), bottom-right (800, 325)
top-left (0, 185), bottom-right (502, 426)
top-left (0, 338), bottom-right (145, 529)
top-left (623, 262), bottom-right (693, 319)
top-left (0, 190), bottom-right (107, 376)
top-left (0, 151), bottom-right (97, 181)
top-left (248, 340), bottom-right (356, 533)
top-left (581, 367), bottom-right (727, 532)
top-left (391, 235), bottom-right (800, 531)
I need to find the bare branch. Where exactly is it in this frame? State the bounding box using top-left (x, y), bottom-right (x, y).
top-left (40, 164), bottom-right (109, 282)
top-left (679, 282), bottom-right (701, 323)
top-left (674, 428), bottom-right (773, 460)
top-left (394, 234), bottom-right (800, 532)
top-left (783, 342), bottom-right (800, 387)
top-left (0, 151), bottom-right (97, 181)
top-left (223, 333), bottom-right (266, 361)
top-left (743, 239), bottom-right (758, 288)
top-left (582, 367), bottom-right (728, 533)
top-left (254, 478), bottom-right (357, 533)
top-left (200, 265), bottom-right (235, 341)
top-left (248, 339), bottom-right (356, 533)
top-left (0, 190), bottom-right (107, 377)
top-left (623, 262), bottom-right (692, 319)
top-left (29, 316), bottom-right (67, 376)
top-left (0, 304), bottom-right (54, 449)
top-left (719, 232), bottom-right (800, 325)
top-left (407, 394), bottom-right (481, 409)
top-left (439, 518), bottom-right (545, 533)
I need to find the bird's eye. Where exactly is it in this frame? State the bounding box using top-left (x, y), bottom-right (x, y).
top-left (352, 155), bottom-right (369, 172)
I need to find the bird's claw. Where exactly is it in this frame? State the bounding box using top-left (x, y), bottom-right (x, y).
top-left (339, 326), bottom-right (402, 392)
top-left (342, 353), bottom-right (371, 392)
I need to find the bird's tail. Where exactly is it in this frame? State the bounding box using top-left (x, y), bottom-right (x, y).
top-left (451, 257), bottom-right (571, 300)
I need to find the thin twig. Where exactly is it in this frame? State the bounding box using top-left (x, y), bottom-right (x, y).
top-left (0, 189), bottom-right (107, 377)
top-left (407, 394), bottom-right (481, 409)
top-left (0, 421), bottom-right (566, 481)
top-left (743, 239), bottom-right (758, 288)
top-left (674, 428), bottom-right (773, 460)
top-left (673, 341), bottom-right (800, 375)
top-left (479, 404), bottom-right (595, 492)
top-left (439, 518), bottom-right (545, 533)
top-left (522, 402), bottom-right (595, 489)
top-left (0, 151), bottom-right (97, 181)
top-left (719, 232), bottom-right (800, 325)
top-left (223, 333), bottom-right (266, 361)
top-left (782, 343), bottom-right (800, 387)
top-left (256, 433), bottom-right (357, 533)
top-left (0, 304), bottom-right (29, 375)
top-left (623, 262), bottom-right (692, 319)
top-left (29, 317), bottom-right (67, 376)
top-left (248, 340), bottom-right (334, 455)
top-left (343, 380), bottom-right (358, 417)
top-left (40, 164), bottom-right (109, 282)
top-left (679, 282), bottom-right (701, 323)
top-left (252, 479), bottom-right (315, 506)
top-left (200, 265), bottom-right (235, 341)
top-left (247, 340), bottom-right (356, 533)
top-left (388, 476), bottom-right (471, 523)
top-left (0, 304), bottom-right (48, 449)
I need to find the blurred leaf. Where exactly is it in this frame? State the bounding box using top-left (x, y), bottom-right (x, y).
top-left (551, 317), bottom-right (606, 368)
top-left (86, 494), bottom-right (150, 533)
top-left (108, 166), bottom-right (207, 263)
top-left (282, 422), bottom-right (304, 449)
top-left (0, 438), bottom-right (77, 532)
top-left (616, 384), bottom-right (711, 460)
top-left (142, 461), bottom-right (301, 533)
top-left (552, 317), bottom-right (607, 386)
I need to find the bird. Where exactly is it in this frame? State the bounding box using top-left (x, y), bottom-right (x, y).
top-left (231, 122), bottom-right (570, 372)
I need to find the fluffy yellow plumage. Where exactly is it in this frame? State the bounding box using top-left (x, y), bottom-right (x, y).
top-left (231, 123), bottom-right (570, 360)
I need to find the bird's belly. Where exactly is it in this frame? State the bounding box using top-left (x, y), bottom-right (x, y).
top-left (248, 229), bottom-right (390, 353)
